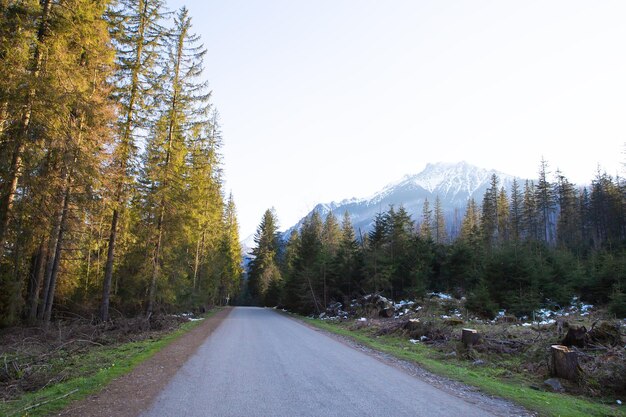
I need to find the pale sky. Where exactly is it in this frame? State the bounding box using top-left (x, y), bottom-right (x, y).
top-left (165, 0), bottom-right (626, 238)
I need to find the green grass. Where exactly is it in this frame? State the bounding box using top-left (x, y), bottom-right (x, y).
top-left (0, 312), bottom-right (215, 417)
top-left (304, 318), bottom-right (625, 417)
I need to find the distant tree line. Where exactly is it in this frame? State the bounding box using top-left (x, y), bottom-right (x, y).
top-left (0, 0), bottom-right (242, 326)
top-left (248, 159), bottom-right (626, 318)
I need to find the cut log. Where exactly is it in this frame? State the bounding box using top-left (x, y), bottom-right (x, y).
top-left (461, 328), bottom-right (480, 347)
top-left (550, 345), bottom-right (582, 381)
top-left (587, 322), bottom-right (621, 346)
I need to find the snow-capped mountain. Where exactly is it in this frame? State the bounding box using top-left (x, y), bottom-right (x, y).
top-left (286, 161), bottom-right (519, 236)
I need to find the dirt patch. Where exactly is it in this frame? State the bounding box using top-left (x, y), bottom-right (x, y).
top-left (57, 307), bottom-right (232, 417)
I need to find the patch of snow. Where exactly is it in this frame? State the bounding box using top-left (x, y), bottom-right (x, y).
top-left (428, 292), bottom-right (453, 300)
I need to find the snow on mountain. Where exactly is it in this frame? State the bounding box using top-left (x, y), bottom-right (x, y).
top-left (241, 234), bottom-right (256, 256)
top-left (284, 161), bottom-right (519, 237)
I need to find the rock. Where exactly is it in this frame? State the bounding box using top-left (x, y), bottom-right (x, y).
top-left (544, 378), bottom-right (565, 393)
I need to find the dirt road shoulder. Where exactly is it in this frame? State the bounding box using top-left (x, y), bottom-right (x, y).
top-left (58, 307), bottom-right (232, 417)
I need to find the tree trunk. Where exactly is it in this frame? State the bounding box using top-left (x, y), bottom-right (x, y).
top-left (43, 179), bottom-right (71, 324)
top-left (193, 229), bottom-right (205, 290)
top-left (26, 240), bottom-right (46, 322)
top-left (0, 100), bottom-right (7, 138)
top-left (550, 345), bottom-right (582, 381)
top-left (38, 190), bottom-right (66, 320)
top-left (100, 207), bottom-right (118, 322)
top-left (146, 204), bottom-right (164, 317)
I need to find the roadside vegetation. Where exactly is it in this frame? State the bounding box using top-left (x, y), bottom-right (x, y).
top-left (0, 311), bottom-right (210, 417)
top-left (299, 294), bottom-right (625, 417)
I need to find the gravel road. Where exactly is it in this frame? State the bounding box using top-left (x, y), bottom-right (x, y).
top-left (140, 307), bottom-right (530, 417)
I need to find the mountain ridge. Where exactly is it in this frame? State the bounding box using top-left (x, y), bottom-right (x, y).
top-left (283, 161), bottom-right (520, 238)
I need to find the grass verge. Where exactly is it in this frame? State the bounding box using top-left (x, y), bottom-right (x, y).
top-left (304, 318), bottom-right (625, 417)
top-left (0, 312), bottom-right (215, 417)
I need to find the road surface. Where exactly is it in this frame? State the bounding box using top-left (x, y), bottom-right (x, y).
top-left (140, 307), bottom-right (521, 417)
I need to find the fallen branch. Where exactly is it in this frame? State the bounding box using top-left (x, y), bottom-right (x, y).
top-left (11, 388), bottom-right (79, 416)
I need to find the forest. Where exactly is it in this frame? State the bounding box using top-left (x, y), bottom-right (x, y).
top-left (247, 159), bottom-right (626, 319)
top-left (0, 0), bottom-right (242, 327)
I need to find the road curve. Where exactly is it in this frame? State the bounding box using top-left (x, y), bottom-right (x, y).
top-left (140, 307), bottom-right (507, 417)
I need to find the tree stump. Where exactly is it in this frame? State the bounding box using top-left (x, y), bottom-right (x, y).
top-left (550, 345), bottom-right (582, 381)
top-left (461, 328), bottom-right (480, 347)
top-left (561, 325), bottom-right (587, 347)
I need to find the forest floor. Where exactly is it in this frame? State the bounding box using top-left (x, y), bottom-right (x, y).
top-left (0, 307), bottom-right (230, 417)
top-left (300, 295), bottom-right (626, 417)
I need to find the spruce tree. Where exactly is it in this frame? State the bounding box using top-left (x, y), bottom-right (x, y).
top-left (142, 7), bottom-right (212, 315)
top-left (460, 198), bottom-right (480, 245)
top-left (522, 180), bottom-right (539, 241)
top-left (292, 211), bottom-right (324, 313)
top-left (365, 211), bottom-right (392, 294)
top-left (100, 0), bottom-right (168, 321)
top-left (555, 170), bottom-right (581, 250)
top-left (332, 211), bottom-right (360, 301)
top-left (433, 196), bottom-right (447, 245)
top-left (248, 209), bottom-right (280, 301)
top-left (497, 187), bottom-right (510, 244)
top-left (480, 174), bottom-right (499, 247)
top-left (320, 212), bottom-right (341, 307)
top-left (419, 199), bottom-right (432, 241)
top-left (509, 178), bottom-right (523, 243)
top-left (535, 158), bottom-right (557, 245)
